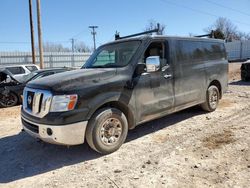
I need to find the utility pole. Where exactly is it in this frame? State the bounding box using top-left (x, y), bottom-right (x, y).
top-left (70, 38), bottom-right (76, 67)
top-left (89, 26), bottom-right (98, 50)
top-left (70, 38), bottom-right (76, 52)
top-left (29, 0), bottom-right (36, 64)
top-left (36, 0), bottom-right (44, 69)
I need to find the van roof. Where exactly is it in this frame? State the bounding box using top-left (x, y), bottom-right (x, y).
top-left (106, 35), bottom-right (224, 45)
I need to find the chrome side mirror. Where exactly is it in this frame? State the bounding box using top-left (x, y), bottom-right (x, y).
top-left (146, 56), bottom-right (160, 72)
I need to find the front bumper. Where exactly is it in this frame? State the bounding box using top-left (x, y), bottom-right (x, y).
top-left (22, 116), bottom-right (88, 145)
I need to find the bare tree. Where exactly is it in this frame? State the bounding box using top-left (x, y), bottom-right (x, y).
top-left (237, 31), bottom-right (250, 40)
top-left (38, 42), bottom-right (71, 52)
top-left (205, 17), bottom-right (250, 41)
top-left (144, 19), bottom-right (165, 35)
top-left (74, 42), bottom-right (92, 52)
top-left (36, 42), bottom-right (92, 53)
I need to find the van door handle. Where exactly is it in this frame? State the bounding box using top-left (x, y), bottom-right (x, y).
top-left (162, 65), bottom-right (170, 72)
top-left (164, 74), bottom-right (172, 79)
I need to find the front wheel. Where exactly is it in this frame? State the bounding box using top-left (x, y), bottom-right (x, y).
top-left (0, 92), bottom-right (19, 108)
top-left (86, 108), bottom-right (128, 154)
top-left (201, 85), bottom-right (219, 112)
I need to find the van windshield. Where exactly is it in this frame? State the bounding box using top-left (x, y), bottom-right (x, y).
top-left (21, 72), bottom-right (38, 82)
top-left (83, 41), bottom-right (141, 68)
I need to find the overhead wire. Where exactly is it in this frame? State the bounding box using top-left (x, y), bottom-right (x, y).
top-left (204, 0), bottom-right (250, 17)
top-left (0, 42), bottom-right (30, 44)
top-left (159, 0), bottom-right (250, 26)
top-left (71, 29), bottom-right (89, 39)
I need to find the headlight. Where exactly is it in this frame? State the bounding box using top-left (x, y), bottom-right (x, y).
top-left (50, 94), bottom-right (78, 112)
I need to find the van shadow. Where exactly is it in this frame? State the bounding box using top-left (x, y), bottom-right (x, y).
top-left (229, 80), bottom-right (250, 86)
top-left (127, 106), bottom-right (205, 142)
top-left (0, 106), bottom-right (204, 183)
top-left (0, 133), bottom-right (101, 183)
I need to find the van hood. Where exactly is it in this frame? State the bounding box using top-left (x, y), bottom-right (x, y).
top-left (27, 68), bottom-right (117, 93)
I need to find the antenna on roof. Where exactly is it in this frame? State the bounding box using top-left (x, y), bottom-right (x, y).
top-left (115, 23), bottom-right (160, 40)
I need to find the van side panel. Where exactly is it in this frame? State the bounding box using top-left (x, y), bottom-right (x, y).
top-left (203, 42), bottom-right (228, 95)
top-left (173, 39), bottom-right (207, 109)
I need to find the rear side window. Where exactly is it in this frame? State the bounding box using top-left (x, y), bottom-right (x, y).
top-left (176, 41), bottom-right (203, 63)
top-left (176, 40), bottom-right (226, 62)
top-left (202, 42), bottom-right (225, 60)
top-left (26, 65), bottom-right (38, 72)
top-left (6, 66), bottom-right (25, 75)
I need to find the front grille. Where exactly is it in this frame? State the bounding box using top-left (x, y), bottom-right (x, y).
top-left (22, 118), bottom-right (39, 133)
top-left (23, 88), bottom-right (52, 118)
top-left (27, 91), bottom-right (34, 110)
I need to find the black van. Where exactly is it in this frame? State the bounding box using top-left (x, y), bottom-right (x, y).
top-left (21, 36), bottom-right (228, 154)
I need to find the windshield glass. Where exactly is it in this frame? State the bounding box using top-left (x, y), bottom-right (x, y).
top-left (83, 41), bottom-right (141, 68)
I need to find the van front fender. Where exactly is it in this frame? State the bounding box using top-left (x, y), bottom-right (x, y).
top-left (86, 91), bottom-right (136, 128)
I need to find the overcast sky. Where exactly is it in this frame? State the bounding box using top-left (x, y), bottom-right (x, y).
top-left (0, 0), bottom-right (249, 51)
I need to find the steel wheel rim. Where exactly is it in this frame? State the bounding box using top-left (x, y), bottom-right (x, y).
top-left (100, 117), bottom-right (122, 146)
top-left (210, 89), bottom-right (218, 109)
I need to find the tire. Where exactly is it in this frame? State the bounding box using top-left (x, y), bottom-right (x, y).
top-left (86, 108), bottom-right (128, 154)
top-left (241, 70), bottom-right (247, 81)
top-left (201, 85), bottom-right (219, 112)
top-left (0, 92), bottom-right (19, 108)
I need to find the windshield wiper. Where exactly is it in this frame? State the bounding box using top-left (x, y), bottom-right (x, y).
top-left (90, 65), bottom-right (119, 68)
top-left (91, 65), bottom-right (107, 68)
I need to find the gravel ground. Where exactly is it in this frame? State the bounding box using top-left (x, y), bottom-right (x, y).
top-left (0, 63), bottom-right (249, 188)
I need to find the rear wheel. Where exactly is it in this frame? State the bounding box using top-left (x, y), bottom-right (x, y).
top-left (86, 108), bottom-right (128, 154)
top-left (201, 85), bottom-right (219, 112)
top-left (241, 70), bottom-right (249, 81)
top-left (0, 92), bottom-right (19, 108)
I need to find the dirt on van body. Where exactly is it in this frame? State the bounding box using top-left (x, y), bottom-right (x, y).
top-left (0, 63), bottom-right (250, 188)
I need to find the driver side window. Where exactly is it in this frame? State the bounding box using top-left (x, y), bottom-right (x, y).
top-left (143, 42), bottom-right (167, 71)
top-left (134, 41), bottom-right (168, 76)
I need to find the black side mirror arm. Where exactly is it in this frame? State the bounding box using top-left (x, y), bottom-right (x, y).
top-left (135, 63), bottom-right (146, 75)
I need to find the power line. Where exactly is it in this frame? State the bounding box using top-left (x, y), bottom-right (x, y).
top-left (0, 42), bottom-right (30, 44)
top-left (71, 29), bottom-right (88, 39)
top-left (0, 41), bottom-right (71, 44)
top-left (108, 34), bottom-right (115, 42)
top-left (159, 0), bottom-right (250, 26)
top-left (69, 28), bottom-right (90, 49)
top-left (204, 0), bottom-right (250, 17)
top-left (38, 40), bottom-right (71, 44)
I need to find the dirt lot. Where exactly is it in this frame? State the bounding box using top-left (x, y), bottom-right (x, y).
top-left (0, 63), bottom-right (250, 188)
